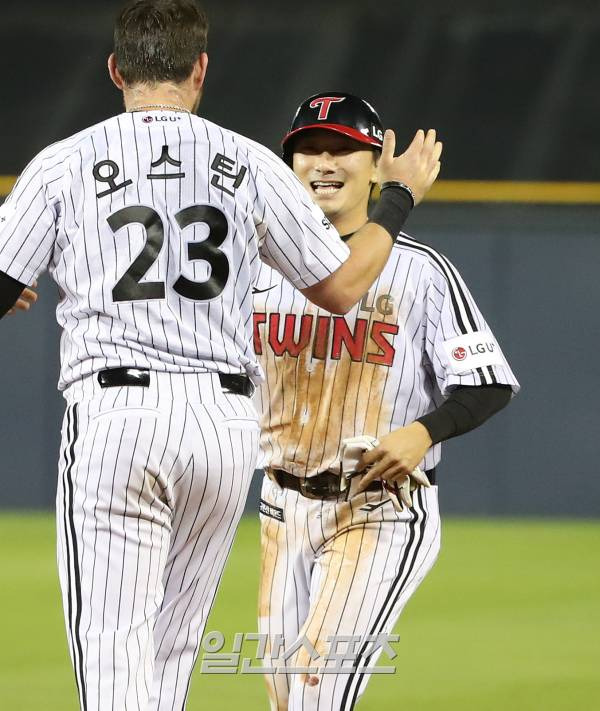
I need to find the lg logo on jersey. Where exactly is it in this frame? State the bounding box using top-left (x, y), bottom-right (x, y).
top-left (452, 342), bottom-right (496, 360)
top-left (141, 115), bottom-right (183, 123)
top-left (359, 289), bottom-right (393, 316)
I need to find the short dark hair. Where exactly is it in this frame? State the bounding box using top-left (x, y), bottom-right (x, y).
top-left (114, 0), bottom-right (209, 85)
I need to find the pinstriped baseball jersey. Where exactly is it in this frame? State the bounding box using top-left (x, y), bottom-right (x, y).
top-left (253, 232), bottom-right (520, 475)
top-left (0, 110), bottom-right (348, 390)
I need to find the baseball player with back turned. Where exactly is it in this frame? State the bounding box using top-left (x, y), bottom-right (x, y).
top-left (253, 92), bottom-right (520, 711)
top-left (0, 2), bottom-right (442, 710)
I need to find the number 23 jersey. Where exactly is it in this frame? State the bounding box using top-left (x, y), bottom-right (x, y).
top-left (0, 110), bottom-right (349, 390)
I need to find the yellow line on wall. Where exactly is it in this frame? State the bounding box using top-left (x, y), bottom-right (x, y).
top-left (426, 181), bottom-right (600, 204)
top-left (0, 176), bottom-right (16, 197)
top-left (2, 175), bottom-right (600, 204)
top-left (370, 181), bottom-right (600, 204)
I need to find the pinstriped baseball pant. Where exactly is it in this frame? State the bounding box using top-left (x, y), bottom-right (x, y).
top-left (56, 372), bottom-right (260, 711)
top-left (259, 477), bottom-right (441, 711)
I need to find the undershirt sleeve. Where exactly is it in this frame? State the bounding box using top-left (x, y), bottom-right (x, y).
top-left (416, 384), bottom-right (513, 445)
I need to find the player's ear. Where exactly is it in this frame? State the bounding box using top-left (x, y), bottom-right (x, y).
top-left (370, 150), bottom-right (380, 185)
top-left (108, 53), bottom-right (124, 90)
top-left (192, 53), bottom-right (209, 90)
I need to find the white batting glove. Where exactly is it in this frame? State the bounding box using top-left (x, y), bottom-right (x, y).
top-left (385, 467), bottom-right (431, 510)
top-left (340, 436), bottom-right (430, 510)
top-left (340, 435), bottom-right (379, 474)
top-left (339, 436), bottom-right (378, 496)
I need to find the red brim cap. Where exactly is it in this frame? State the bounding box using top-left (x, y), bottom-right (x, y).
top-left (282, 123), bottom-right (383, 149)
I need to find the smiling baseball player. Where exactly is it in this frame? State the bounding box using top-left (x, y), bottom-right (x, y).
top-left (0, 2), bottom-right (443, 709)
top-left (254, 92), bottom-right (520, 710)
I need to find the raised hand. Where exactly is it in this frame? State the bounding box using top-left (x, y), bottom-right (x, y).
top-left (377, 129), bottom-right (442, 205)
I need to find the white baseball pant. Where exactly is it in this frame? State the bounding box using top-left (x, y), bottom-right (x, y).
top-left (56, 371), bottom-right (260, 711)
top-left (259, 477), bottom-right (441, 711)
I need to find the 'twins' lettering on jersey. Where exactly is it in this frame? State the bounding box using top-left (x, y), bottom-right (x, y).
top-left (254, 290), bottom-right (398, 366)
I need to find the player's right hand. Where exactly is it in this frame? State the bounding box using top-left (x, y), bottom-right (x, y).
top-left (355, 421), bottom-right (432, 494)
top-left (6, 280), bottom-right (38, 315)
top-left (377, 129), bottom-right (442, 205)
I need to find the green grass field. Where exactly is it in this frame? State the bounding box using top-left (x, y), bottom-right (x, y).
top-left (0, 515), bottom-right (598, 710)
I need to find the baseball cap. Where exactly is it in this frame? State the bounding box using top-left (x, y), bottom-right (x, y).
top-left (282, 91), bottom-right (385, 163)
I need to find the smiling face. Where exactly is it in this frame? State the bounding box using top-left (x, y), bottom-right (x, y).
top-left (291, 129), bottom-right (379, 235)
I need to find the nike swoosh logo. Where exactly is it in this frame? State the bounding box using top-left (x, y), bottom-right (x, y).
top-left (252, 285), bottom-right (277, 294)
top-left (359, 500), bottom-right (388, 513)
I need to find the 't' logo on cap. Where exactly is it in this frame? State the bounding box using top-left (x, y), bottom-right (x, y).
top-left (309, 96), bottom-right (346, 120)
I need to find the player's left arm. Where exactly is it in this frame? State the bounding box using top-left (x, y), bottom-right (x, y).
top-left (357, 384), bottom-right (512, 490)
top-left (357, 252), bottom-right (519, 489)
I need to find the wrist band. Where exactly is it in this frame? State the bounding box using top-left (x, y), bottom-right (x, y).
top-left (369, 185), bottom-right (413, 241)
top-left (380, 181), bottom-right (415, 208)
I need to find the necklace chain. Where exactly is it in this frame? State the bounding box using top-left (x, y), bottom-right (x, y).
top-left (129, 103), bottom-right (190, 113)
